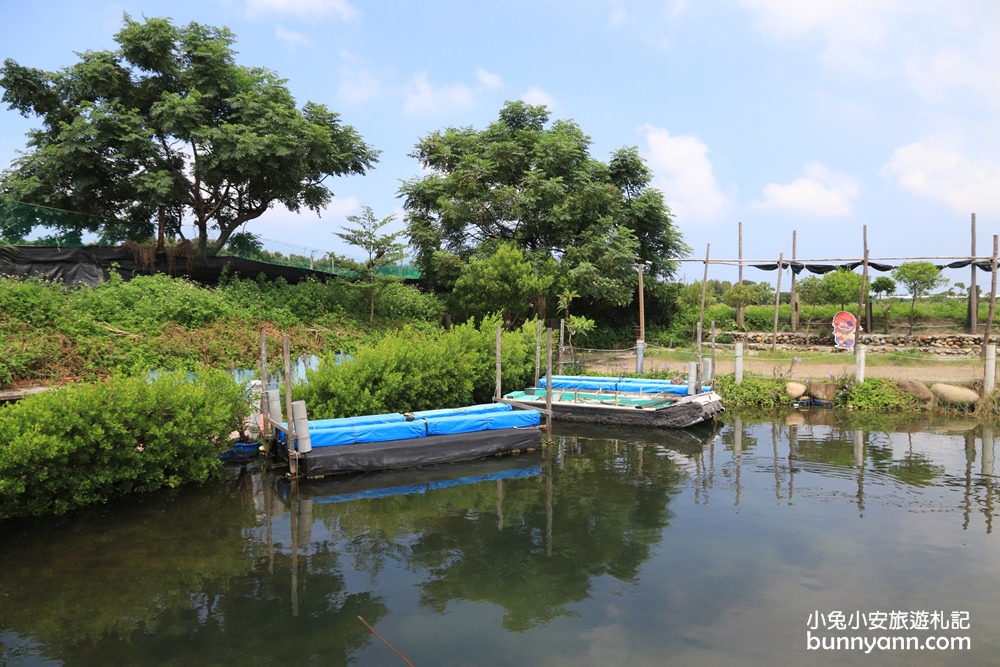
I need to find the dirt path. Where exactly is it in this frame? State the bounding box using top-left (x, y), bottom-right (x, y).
top-left (573, 349), bottom-right (985, 385)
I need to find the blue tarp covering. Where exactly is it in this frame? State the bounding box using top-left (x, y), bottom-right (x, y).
top-left (307, 412), bottom-right (407, 429)
top-left (539, 375), bottom-right (707, 395)
top-left (309, 420), bottom-right (427, 447)
top-left (410, 403), bottom-right (511, 419)
top-left (289, 403), bottom-right (540, 448)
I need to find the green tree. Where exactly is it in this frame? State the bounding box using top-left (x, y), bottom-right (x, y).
top-left (399, 101), bottom-right (688, 309)
top-left (722, 284), bottom-right (760, 329)
top-left (892, 262), bottom-right (947, 334)
top-left (870, 275), bottom-right (896, 332)
top-left (822, 268), bottom-right (864, 310)
top-left (0, 15), bottom-right (378, 254)
top-left (335, 206), bottom-right (406, 324)
top-left (451, 242), bottom-right (554, 326)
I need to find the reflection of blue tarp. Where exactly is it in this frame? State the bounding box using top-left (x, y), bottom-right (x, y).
top-left (306, 465), bottom-right (542, 503)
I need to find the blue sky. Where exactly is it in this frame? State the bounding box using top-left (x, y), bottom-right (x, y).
top-left (2, 0), bottom-right (999, 284)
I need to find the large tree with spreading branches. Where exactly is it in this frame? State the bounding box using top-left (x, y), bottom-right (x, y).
top-left (0, 15), bottom-right (378, 255)
top-left (399, 101), bottom-right (688, 310)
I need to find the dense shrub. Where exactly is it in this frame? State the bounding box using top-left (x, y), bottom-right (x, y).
top-left (0, 370), bottom-right (248, 520)
top-left (712, 375), bottom-right (791, 410)
top-left (295, 315), bottom-right (536, 418)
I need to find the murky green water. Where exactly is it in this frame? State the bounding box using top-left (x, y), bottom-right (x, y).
top-left (3, 411), bottom-right (1000, 666)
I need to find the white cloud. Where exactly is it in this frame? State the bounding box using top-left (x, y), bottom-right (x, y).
top-left (752, 162), bottom-right (858, 217)
top-left (244, 0), bottom-right (360, 21)
top-left (402, 73), bottom-right (475, 116)
top-left (904, 48), bottom-right (1000, 105)
top-left (881, 141), bottom-right (1000, 217)
top-left (639, 125), bottom-right (730, 224)
top-left (738, 0), bottom-right (900, 71)
top-left (337, 51), bottom-right (384, 105)
top-left (521, 86), bottom-right (556, 109)
top-left (475, 67), bottom-right (502, 89)
top-left (275, 26), bottom-right (311, 47)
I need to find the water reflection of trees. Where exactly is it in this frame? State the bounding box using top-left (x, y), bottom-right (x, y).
top-left (0, 467), bottom-right (387, 667)
top-left (301, 435), bottom-right (690, 632)
top-left (718, 412), bottom-right (1000, 532)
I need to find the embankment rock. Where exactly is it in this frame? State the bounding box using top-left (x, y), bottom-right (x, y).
top-left (896, 379), bottom-right (934, 403)
top-left (785, 382), bottom-right (807, 400)
top-left (929, 383), bottom-right (980, 406)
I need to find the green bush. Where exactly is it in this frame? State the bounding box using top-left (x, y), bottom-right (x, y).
top-left (833, 376), bottom-right (921, 411)
top-left (0, 370), bottom-right (248, 520)
top-left (712, 374), bottom-right (791, 410)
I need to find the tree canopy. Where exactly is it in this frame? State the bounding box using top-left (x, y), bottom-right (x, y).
top-left (0, 15), bottom-right (378, 255)
top-left (399, 101), bottom-right (689, 313)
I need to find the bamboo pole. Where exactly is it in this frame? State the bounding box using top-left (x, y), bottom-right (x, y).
top-left (545, 328), bottom-right (553, 433)
top-left (982, 235), bottom-right (998, 358)
top-left (260, 330), bottom-right (271, 454)
top-left (790, 230), bottom-right (798, 332)
top-left (858, 225), bottom-right (870, 333)
top-left (282, 334), bottom-right (298, 477)
top-left (698, 244), bottom-right (710, 361)
top-left (970, 213), bottom-right (979, 334)
top-left (737, 222), bottom-right (744, 330)
top-left (534, 319), bottom-right (542, 387)
top-left (494, 325), bottom-right (502, 401)
top-left (771, 253), bottom-right (783, 353)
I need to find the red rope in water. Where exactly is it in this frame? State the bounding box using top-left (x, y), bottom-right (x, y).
top-left (358, 615), bottom-right (416, 667)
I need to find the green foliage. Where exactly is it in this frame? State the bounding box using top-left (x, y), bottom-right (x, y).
top-left (0, 15), bottom-right (378, 253)
top-left (335, 205), bottom-right (406, 323)
top-left (892, 262), bottom-right (948, 334)
top-left (296, 316), bottom-right (537, 418)
top-left (0, 370), bottom-right (247, 520)
top-left (833, 377), bottom-right (922, 412)
top-left (822, 269), bottom-right (863, 310)
top-left (712, 375), bottom-right (791, 410)
top-left (452, 243), bottom-right (553, 325)
top-left (400, 100), bottom-right (688, 310)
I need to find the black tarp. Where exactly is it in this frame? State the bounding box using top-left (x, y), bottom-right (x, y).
top-left (0, 246), bottom-right (337, 286)
top-left (748, 259), bottom-right (994, 275)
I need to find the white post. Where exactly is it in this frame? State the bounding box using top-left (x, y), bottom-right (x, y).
top-left (291, 400), bottom-right (311, 453)
top-left (986, 344), bottom-right (996, 394)
top-left (267, 389), bottom-right (283, 425)
top-left (636, 339), bottom-right (645, 374)
top-left (687, 361), bottom-right (698, 395)
top-left (702, 358), bottom-right (713, 385)
top-left (735, 343), bottom-right (744, 385)
top-left (855, 344), bottom-right (866, 383)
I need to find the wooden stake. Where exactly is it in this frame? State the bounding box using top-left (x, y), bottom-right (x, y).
top-left (790, 230), bottom-right (798, 333)
top-left (982, 234), bottom-right (998, 358)
top-left (545, 328), bottom-right (553, 432)
top-left (260, 330), bottom-right (271, 454)
top-left (534, 319), bottom-right (542, 388)
top-left (494, 325), bottom-right (502, 401)
top-left (282, 334), bottom-right (298, 477)
top-left (698, 244), bottom-right (710, 358)
top-left (771, 253), bottom-right (783, 353)
top-left (737, 222), bottom-right (744, 330)
top-left (971, 213), bottom-right (979, 334)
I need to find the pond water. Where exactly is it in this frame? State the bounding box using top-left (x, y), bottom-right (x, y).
top-left (2, 411), bottom-right (999, 666)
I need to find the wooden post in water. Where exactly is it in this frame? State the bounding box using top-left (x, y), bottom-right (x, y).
top-left (282, 334), bottom-right (299, 477)
top-left (982, 235), bottom-right (998, 359)
top-left (534, 319), bottom-right (542, 387)
top-left (259, 330), bottom-right (271, 454)
top-left (494, 325), bottom-right (502, 401)
top-left (771, 253), bottom-right (783, 353)
top-left (545, 328), bottom-right (553, 432)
